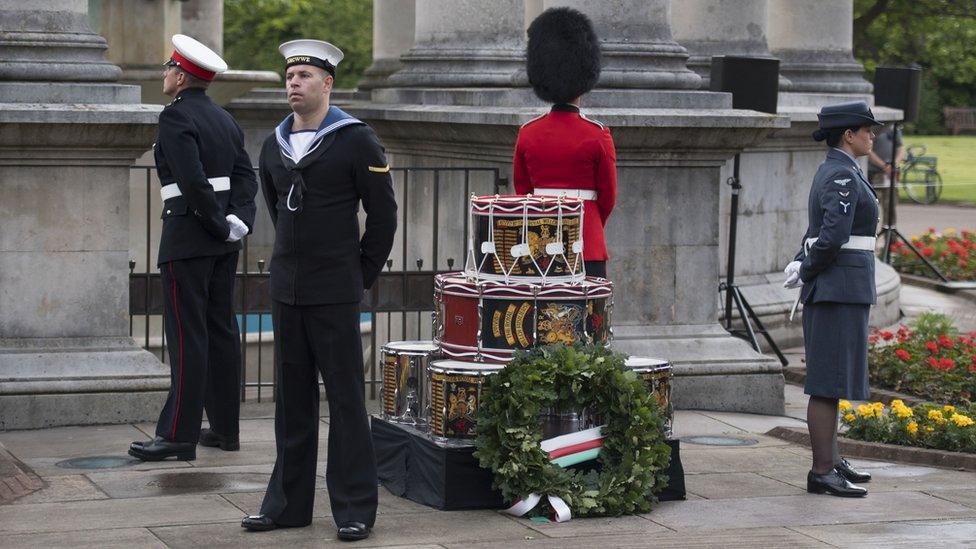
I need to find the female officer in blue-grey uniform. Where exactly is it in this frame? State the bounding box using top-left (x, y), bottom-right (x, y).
top-left (783, 101), bottom-right (882, 497)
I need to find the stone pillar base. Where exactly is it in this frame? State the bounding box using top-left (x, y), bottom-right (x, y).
top-left (612, 324), bottom-right (785, 415)
top-left (0, 337), bottom-right (169, 430)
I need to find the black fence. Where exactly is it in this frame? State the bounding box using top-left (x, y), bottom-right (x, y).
top-left (129, 165), bottom-right (506, 402)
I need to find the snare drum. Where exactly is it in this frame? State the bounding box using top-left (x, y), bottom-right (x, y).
top-left (380, 341), bottom-right (440, 425)
top-left (467, 195), bottom-right (585, 282)
top-left (428, 359), bottom-right (504, 441)
top-left (624, 357), bottom-right (673, 438)
top-left (434, 273), bottom-right (613, 363)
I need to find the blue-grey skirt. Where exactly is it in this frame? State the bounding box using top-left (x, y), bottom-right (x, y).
top-left (802, 301), bottom-right (870, 400)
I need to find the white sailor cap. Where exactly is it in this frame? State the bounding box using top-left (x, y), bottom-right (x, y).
top-left (166, 34), bottom-right (228, 81)
top-left (279, 39), bottom-right (344, 77)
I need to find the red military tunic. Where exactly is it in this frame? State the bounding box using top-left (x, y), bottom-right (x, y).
top-left (512, 104), bottom-right (617, 261)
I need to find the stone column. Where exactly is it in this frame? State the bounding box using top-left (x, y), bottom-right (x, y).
top-left (0, 0), bottom-right (167, 429)
top-left (672, 0), bottom-right (790, 90)
top-left (387, 0), bottom-right (527, 87)
top-left (180, 0), bottom-right (223, 55)
top-left (767, 0), bottom-right (871, 94)
top-left (360, 0), bottom-right (416, 90)
top-left (355, 1), bottom-right (790, 414)
top-left (547, 0), bottom-right (700, 89)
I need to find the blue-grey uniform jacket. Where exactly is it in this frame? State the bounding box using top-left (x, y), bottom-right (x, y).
top-left (794, 148), bottom-right (880, 305)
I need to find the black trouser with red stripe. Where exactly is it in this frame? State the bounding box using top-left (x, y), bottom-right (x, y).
top-left (155, 251), bottom-right (241, 443)
top-left (259, 300), bottom-right (377, 528)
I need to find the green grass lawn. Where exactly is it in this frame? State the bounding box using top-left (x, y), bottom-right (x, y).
top-left (901, 135), bottom-right (976, 205)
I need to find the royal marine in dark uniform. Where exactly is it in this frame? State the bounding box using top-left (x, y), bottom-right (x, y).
top-left (129, 35), bottom-right (258, 461)
top-left (513, 7), bottom-right (617, 279)
top-left (784, 100), bottom-right (882, 498)
top-left (241, 40), bottom-right (397, 542)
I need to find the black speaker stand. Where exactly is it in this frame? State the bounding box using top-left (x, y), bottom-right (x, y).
top-left (720, 154), bottom-right (789, 366)
top-left (878, 121), bottom-right (950, 282)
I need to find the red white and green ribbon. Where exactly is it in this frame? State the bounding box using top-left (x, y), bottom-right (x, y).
top-left (503, 426), bottom-right (604, 522)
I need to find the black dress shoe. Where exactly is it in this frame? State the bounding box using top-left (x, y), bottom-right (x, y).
top-left (337, 522), bottom-right (371, 541)
top-left (807, 468), bottom-right (868, 497)
top-left (835, 458), bottom-right (871, 483)
top-left (199, 428), bottom-right (240, 451)
top-left (241, 514), bottom-right (277, 532)
top-left (128, 437), bottom-right (195, 461)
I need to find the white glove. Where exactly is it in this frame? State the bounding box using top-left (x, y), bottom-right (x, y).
top-left (225, 214), bottom-right (249, 242)
top-left (783, 260), bottom-right (802, 289)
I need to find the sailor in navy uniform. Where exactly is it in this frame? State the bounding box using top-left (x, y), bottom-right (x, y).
top-left (784, 101), bottom-right (882, 498)
top-left (129, 35), bottom-right (258, 461)
top-left (241, 40), bottom-right (396, 542)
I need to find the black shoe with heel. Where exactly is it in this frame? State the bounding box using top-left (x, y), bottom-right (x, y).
top-left (337, 522), bottom-right (371, 541)
top-left (199, 428), bottom-right (240, 451)
top-left (835, 458), bottom-right (871, 483)
top-left (128, 437), bottom-right (196, 461)
top-left (807, 468), bottom-right (868, 497)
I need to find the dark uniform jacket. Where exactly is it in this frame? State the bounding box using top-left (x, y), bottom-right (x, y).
top-left (259, 107), bottom-right (397, 305)
top-left (155, 88), bottom-right (258, 265)
top-left (795, 148), bottom-right (880, 305)
top-left (512, 104), bottom-right (617, 261)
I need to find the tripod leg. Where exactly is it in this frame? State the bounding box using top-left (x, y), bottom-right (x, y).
top-left (738, 291), bottom-right (790, 366)
top-left (730, 286), bottom-right (762, 353)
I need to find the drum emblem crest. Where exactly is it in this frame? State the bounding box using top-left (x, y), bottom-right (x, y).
top-left (538, 303), bottom-right (584, 345)
top-left (446, 385), bottom-right (477, 437)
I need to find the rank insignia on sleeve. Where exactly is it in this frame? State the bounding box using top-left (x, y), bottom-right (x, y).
top-left (840, 201), bottom-right (851, 214)
top-left (833, 178), bottom-right (850, 186)
top-left (838, 190), bottom-right (850, 197)
top-left (368, 165), bottom-right (390, 173)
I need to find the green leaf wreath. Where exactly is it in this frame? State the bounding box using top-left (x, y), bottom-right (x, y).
top-left (473, 344), bottom-right (672, 517)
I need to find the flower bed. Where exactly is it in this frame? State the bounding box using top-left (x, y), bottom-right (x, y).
top-left (868, 313), bottom-right (976, 404)
top-left (888, 227), bottom-right (976, 281)
top-left (840, 399), bottom-right (976, 453)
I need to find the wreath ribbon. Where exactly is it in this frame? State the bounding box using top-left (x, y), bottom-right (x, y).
top-left (503, 493), bottom-right (573, 522)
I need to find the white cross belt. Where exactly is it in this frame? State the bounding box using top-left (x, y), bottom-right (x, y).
top-left (160, 177), bottom-right (231, 201)
top-left (533, 188), bottom-right (597, 200)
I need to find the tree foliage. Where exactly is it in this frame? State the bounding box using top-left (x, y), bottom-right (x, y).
top-left (854, 0), bottom-right (976, 133)
top-left (223, 0), bottom-right (372, 90)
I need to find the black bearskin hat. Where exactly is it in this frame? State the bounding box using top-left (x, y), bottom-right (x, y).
top-left (526, 7), bottom-right (602, 104)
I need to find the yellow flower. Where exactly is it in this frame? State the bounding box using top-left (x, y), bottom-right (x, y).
top-left (844, 413), bottom-right (856, 423)
top-left (928, 409), bottom-right (948, 424)
top-left (927, 426), bottom-right (935, 432)
top-left (907, 421), bottom-right (918, 435)
top-left (892, 399), bottom-right (904, 407)
top-left (857, 404), bottom-right (876, 418)
top-left (951, 414), bottom-right (974, 427)
top-left (944, 405), bottom-right (956, 413)
top-left (891, 401), bottom-right (913, 419)
top-left (871, 402), bottom-right (885, 413)
top-left (839, 400), bottom-right (852, 412)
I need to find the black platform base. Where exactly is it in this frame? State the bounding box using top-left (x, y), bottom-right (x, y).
top-left (372, 416), bottom-right (685, 511)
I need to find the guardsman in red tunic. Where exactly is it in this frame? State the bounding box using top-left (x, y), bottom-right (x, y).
top-left (513, 7), bottom-right (617, 278)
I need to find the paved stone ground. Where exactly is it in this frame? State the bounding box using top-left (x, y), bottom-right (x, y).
top-left (2, 203), bottom-right (974, 547)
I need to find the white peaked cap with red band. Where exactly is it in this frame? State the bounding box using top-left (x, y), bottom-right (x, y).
top-left (169, 34), bottom-right (228, 82)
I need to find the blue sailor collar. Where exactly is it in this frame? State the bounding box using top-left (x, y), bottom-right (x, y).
top-left (275, 106), bottom-right (364, 162)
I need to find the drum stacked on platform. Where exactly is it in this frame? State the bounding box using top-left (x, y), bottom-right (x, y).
top-left (380, 195), bottom-right (672, 444)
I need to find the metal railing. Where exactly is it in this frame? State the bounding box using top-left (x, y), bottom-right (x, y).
top-left (129, 165), bottom-right (506, 402)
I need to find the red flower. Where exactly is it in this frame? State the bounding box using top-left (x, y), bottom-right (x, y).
top-left (928, 227), bottom-right (936, 233)
top-left (881, 330), bottom-right (894, 341)
top-left (868, 335), bottom-right (879, 344)
top-left (939, 358), bottom-right (956, 371)
top-left (926, 340), bottom-right (939, 353)
top-left (901, 249), bottom-right (912, 257)
top-left (922, 247), bottom-right (935, 257)
top-left (928, 356), bottom-right (939, 368)
top-left (938, 335), bottom-right (955, 349)
top-left (895, 349), bottom-right (911, 362)
top-left (960, 259), bottom-right (969, 268)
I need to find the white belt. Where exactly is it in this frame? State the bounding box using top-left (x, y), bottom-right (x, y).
top-left (533, 188), bottom-right (597, 200)
top-left (160, 177), bottom-right (231, 201)
top-left (805, 235), bottom-right (876, 252)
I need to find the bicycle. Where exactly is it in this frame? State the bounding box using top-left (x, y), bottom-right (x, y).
top-left (899, 144), bottom-right (943, 204)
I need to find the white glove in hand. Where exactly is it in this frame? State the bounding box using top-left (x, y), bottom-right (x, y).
top-left (225, 214), bottom-right (249, 242)
top-left (783, 260), bottom-right (802, 289)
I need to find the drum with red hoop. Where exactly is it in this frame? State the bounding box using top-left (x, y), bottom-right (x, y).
top-left (434, 273), bottom-right (613, 363)
top-left (467, 194), bottom-right (585, 283)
